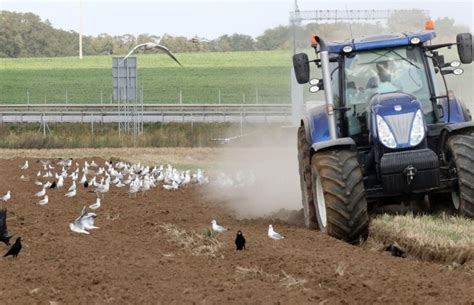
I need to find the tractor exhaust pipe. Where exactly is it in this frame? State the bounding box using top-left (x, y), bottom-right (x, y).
top-left (312, 36), bottom-right (337, 140)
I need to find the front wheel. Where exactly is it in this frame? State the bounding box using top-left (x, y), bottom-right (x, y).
top-left (310, 149), bottom-right (369, 244)
top-left (297, 126), bottom-right (317, 229)
top-left (447, 135), bottom-right (474, 218)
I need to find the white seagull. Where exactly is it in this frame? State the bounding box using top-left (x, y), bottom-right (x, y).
top-left (20, 160), bottom-right (29, 170)
top-left (1, 191), bottom-right (11, 202)
top-left (68, 181), bottom-right (77, 192)
top-left (211, 220), bottom-right (227, 233)
top-left (69, 207), bottom-right (98, 234)
top-left (35, 187), bottom-right (46, 197)
top-left (36, 195), bottom-right (49, 206)
top-left (268, 224), bottom-right (285, 240)
top-left (69, 208), bottom-right (89, 234)
top-left (65, 189), bottom-right (77, 198)
top-left (89, 198), bottom-right (101, 210)
top-left (120, 42), bottom-right (183, 67)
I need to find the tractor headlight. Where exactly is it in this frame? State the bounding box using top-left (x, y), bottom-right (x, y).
top-left (409, 110), bottom-right (425, 146)
top-left (376, 115), bottom-right (397, 149)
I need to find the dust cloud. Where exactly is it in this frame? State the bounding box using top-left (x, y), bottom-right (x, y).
top-left (206, 126), bottom-right (302, 219)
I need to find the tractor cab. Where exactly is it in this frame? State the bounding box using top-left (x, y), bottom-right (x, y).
top-left (293, 24), bottom-right (474, 244)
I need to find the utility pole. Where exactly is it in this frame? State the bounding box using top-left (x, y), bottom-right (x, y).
top-left (79, 0), bottom-right (83, 59)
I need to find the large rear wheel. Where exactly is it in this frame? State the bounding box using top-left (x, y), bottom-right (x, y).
top-left (310, 149), bottom-right (369, 243)
top-left (297, 126), bottom-right (317, 229)
top-left (447, 135), bottom-right (474, 218)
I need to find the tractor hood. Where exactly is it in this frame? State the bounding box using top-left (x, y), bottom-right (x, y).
top-left (370, 92), bottom-right (427, 149)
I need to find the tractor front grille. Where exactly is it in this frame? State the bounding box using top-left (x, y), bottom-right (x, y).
top-left (383, 112), bottom-right (415, 145)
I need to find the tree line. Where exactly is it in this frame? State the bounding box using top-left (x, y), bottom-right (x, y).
top-left (0, 10), bottom-right (469, 58)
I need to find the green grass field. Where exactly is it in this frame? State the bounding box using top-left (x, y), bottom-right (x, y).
top-left (0, 48), bottom-right (471, 108)
top-left (0, 50), bottom-right (293, 104)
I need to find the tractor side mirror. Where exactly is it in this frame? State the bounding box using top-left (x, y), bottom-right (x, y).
top-left (456, 33), bottom-right (473, 64)
top-left (293, 53), bottom-right (310, 84)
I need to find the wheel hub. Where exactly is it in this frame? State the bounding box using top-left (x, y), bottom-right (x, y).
top-left (315, 175), bottom-right (327, 229)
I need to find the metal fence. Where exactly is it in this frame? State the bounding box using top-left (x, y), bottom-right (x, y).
top-left (0, 104), bottom-right (292, 124)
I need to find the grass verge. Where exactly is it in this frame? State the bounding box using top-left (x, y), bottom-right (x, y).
top-left (368, 213), bottom-right (473, 267)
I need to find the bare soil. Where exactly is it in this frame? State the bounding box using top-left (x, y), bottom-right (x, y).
top-left (0, 157), bottom-right (472, 304)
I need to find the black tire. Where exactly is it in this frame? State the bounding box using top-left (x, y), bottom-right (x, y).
top-left (297, 126), bottom-right (317, 229)
top-left (447, 135), bottom-right (474, 218)
top-left (310, 149), bottom-right (369, 243)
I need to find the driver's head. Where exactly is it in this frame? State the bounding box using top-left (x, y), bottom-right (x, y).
top-left (376, 61), bottom-right (392, 83)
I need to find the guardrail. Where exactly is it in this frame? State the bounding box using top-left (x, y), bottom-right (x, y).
top-left (0, 103), bottom-right (292, 123)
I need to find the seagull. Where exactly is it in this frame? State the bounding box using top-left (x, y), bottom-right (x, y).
top-left (235, 230), bottom-right (246, 251)
top-left (268, 225), bottom-right (285, 240)
top-left (1, 191), bottom-right (11, 202)
top-left (81, 212), bottom-right (99, 230)
top-left (163, 180), bottom-right (179, 190)
top-left (35, 187), bottom-right (46, 197)
top-left (211, 220), bottom-right (227, 233)
top-left (20, 160), bottom-right (28, 170)
top-left (0, 208), bottom-right (12, 246)
top-left (120, 42), bottom-right (183, 67)
top-left (36, 195), bottom-right (49, 206)
top-left (65, 189), bottom-right (76, 198)
top-left (68, 181), bottom-right (77, 192)
top-left (69, 207), bottom-right (98, 234)
top-left (69, 208), bottom-right (89, 235)
top-left (89, 198), bottom-right (101, 210)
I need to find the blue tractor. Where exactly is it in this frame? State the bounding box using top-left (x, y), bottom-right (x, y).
top-left (293, 27), bottom-right (473, 243)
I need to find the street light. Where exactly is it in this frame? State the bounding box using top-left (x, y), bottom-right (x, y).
top-left (120, 42), bottom-right (182, 66)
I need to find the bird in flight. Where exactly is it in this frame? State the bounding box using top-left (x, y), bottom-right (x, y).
top-left (268, 224), bottom-right (285, 240)
top-left (120, 42), bottom-right (183, 67)
top-left (235, 230), bottom-right (246, 251)
top-left (69, 207), bottom-right (98, 234)
top-left (0, 208), bottom-right (12, 246)
top-left (3, 237), bottom-right (22, 258)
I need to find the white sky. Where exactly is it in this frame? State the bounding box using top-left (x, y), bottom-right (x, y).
top-left (1, 0), bottom-right (472, 38)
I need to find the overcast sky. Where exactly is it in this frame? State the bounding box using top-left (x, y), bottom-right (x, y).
top-left (1, 0), bottom-right (472, 38)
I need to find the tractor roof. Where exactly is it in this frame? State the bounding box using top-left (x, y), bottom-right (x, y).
top-left (327, 31), bottom-right (436, 53)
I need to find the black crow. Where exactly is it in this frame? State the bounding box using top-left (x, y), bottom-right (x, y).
top-left (235, 230), bottom-right (246, 251)
top-left (49, 180), bottom-right (57, 189)
top-left (385, 243), bottom-right (405, 258)
top-left (3, 237), bottom-right (22, 258)
top-left (0, 208), bottom-right (12, 246)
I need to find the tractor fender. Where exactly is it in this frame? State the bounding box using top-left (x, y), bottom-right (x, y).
top-left (440, 122), bottom-right (474, 152)
top-left (311, 138), bottom-right (356, 153)
top-left (301, 117), bottom-right (312, 144)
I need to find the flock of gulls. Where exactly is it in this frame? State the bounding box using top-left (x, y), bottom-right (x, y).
top-left (0, 158), bottom-right (285, 258)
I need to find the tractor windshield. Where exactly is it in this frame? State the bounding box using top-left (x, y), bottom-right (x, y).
top-left (344, 46), bottom-right (434, 126)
